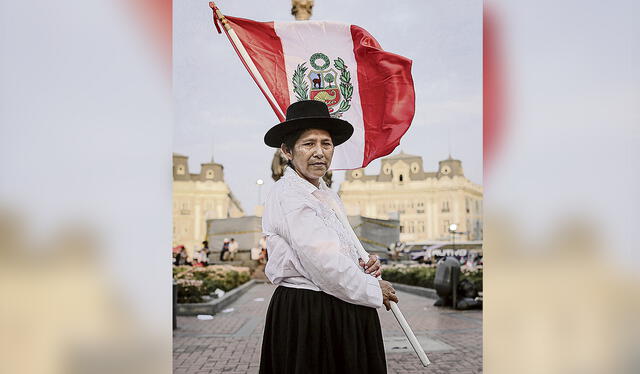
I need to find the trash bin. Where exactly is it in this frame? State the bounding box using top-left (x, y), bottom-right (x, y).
top-left (434, 257), bottom-right (460, 309)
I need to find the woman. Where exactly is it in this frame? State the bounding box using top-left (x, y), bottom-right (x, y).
top-left (259, 100), bottom-right (398, 374)
top-left (219, 238), bottom-right (230, 261)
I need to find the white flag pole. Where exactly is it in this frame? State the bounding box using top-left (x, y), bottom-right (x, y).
top-left (209, 2), bottom-right (285, 121)
top-left (390, 302), bottom-right (431, 366)
top-left (329, 196), bottom-right (431, 367)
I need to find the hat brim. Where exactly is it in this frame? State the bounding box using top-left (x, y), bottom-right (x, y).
top-left (263, 116), bottom-right (354, 148)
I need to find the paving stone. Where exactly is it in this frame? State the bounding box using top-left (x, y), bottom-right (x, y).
top-left (174, 282), bottom-right (482, 373)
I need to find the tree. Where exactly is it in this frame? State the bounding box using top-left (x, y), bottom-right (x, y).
top-left (324, 73), bottom-right (335, 88)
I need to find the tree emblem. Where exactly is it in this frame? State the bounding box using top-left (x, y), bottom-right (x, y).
top-left (291, 53), bottom-right (353, 118)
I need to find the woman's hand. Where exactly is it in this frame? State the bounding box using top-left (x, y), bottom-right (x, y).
top-left (378, 280), bottom-right (398, 311)
top-left (359, 254), bottom-right (382, 278)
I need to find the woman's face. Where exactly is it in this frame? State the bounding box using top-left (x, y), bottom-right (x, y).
top-left (281, 128), bottom-right (334, 187)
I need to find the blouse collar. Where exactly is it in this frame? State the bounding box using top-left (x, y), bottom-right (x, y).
top-left (283, 167), bottom-right (330, 194)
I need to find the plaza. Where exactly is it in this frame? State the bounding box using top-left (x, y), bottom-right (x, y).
top-left (173, 282), bottom-right (482, 374)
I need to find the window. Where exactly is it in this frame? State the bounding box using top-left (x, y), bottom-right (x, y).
top-left (180, 200), bottom-right (190, 215)
top-left (177, 165), bottom-right (185, 175)
top-left (442, 201), bottom-right (450, 212)
top-left (399, 174), bottom-right (404, 182)
top-left (465, 198), bottom-right (470, 213)
top-left (443, 220), bottom-right (450, 234)
top-left (206, 169), bottom-right (214, 179)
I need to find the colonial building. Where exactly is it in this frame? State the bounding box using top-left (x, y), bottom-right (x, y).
top-left (173, 154), bottom-right (244, 255)
top-left (339, 152), bottom-right (483, 243)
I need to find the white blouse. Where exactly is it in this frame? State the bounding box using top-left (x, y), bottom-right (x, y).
top-left (262, 167), bottom-right (383, 309)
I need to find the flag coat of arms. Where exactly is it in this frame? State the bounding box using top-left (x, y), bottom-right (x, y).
top-left (213, 9), bottom-right (415, 170)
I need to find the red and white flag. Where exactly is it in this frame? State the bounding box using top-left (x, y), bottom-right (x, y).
top-left (211, 5), bottom-right (415, 170)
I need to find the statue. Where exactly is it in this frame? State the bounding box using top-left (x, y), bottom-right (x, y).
top-left (291, 0), bottom-right (314, 21)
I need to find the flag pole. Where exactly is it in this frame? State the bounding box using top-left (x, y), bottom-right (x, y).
top-left (209, 2), bottom-right (286, 121)
top-left (333, 204), bottom-right (431, 366)
top-left (390, 302), bottom-right (431, 366)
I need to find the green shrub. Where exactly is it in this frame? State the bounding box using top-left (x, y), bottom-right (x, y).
top-left (461, 268), bottom-right (483, 292)
top-left (173, 265), bottom-right (251, 303)
top-left (175, 279), bottom-right (204, 303)
top-left (382, 264), bottom-right (481, 290)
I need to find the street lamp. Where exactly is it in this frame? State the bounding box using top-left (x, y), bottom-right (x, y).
top-left (449, 223), bottom-right (458, 251)
top-left (256, 179), bottom-right (264, 205)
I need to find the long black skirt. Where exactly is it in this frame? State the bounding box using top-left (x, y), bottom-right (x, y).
top-left (259, 286), bottom-right (387, 374)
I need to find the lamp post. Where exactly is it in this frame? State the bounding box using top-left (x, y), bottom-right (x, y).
top-left (256, 179), bottom-right (264, 205)
top-left (449, 223), bottom-right (458, 251)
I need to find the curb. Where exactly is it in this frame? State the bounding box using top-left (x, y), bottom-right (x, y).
top-left (176, 279), bottom-right (258, 316)
top-left (391, 282), bottom-right (438, 299)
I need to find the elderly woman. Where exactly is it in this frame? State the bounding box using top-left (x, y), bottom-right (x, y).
top-left (259, 100), bottom-right (398, 374)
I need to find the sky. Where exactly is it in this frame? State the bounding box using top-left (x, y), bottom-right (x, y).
top-left (174, 0), bottom-right (482, 214)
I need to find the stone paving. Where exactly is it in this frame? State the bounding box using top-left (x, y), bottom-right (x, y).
top-left (173, 282), bottom-right (482, 373)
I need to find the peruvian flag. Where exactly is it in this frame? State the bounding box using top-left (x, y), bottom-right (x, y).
top-left (211, 5), bottom-right (415, 170)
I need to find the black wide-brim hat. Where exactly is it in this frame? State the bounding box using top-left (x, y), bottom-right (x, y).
top-left (264, 100), bottom-right (354, 148)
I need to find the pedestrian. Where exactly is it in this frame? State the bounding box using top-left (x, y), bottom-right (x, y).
top-left (259, 236), bottom-right (268, 264)
top-left (228, 238), bottom-right (238, 261)
top-left (201, 241), bottom-right (210, 266)
top-left (176, 245), bottom-right (188, 265)
top-left (193, 246), bottom-right (206, 267)
top-left (259, 101), bottom-right (398, 374)
top-left (219, 238), bottom-right (230, 261)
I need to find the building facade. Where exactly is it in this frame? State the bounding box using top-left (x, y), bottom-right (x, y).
top-left (339, 152), bottom-right (483, 243)
top-left (173, 154), bottom-right (244, 255)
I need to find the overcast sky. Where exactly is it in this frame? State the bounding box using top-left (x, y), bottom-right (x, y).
top-left (174, 0), bottom-right (482, 214)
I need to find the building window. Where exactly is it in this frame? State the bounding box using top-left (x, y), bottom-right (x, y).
top-left (180, 201), bottom-right (190, 215)
top-left (442, 201), bottom-right (450, 212)
top-left (443, 220), bottom-right (450, 234)
top-left (177, 165), bottom-right (185, 175)
top-left (399, 174), bottom-right (404, 182)
top-left (465, 198), bottom-right (470, 213)
top-left (206, 170), bottom-right (214, 179)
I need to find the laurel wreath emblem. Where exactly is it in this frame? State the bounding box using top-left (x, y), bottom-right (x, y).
top-left (332, 57), bottom-right (352, 117)
top-left (292, 63), bottom-right (309, 101)
top-left (309, 53), bottom-right (330, 70)
top-left (291, 54), bottom-right (353, 118)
